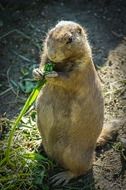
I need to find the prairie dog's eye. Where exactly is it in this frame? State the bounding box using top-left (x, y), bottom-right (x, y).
top-left (66, 36), bottom-right (73, 44)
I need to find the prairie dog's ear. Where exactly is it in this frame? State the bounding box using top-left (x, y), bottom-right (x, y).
top-left (48, 28), bottom-right (54, 37)
top-left (77, 26), bottom-right (83, 34)
top-left (77, 25), bottom-right (87, 36)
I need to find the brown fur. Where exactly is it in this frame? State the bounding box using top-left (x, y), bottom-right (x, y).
top-left (35, 21), bottom-right (105, 179)
top-left (97, 120), bottom-right (119, 146)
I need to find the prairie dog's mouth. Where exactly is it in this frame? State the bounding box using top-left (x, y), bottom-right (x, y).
top-left (54, 61), bottom-right (75, 73)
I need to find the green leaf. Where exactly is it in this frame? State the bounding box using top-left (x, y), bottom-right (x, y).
top-left (19, 80), bottom-right (36, 94)
top-left (24, 152), bottom-right (48, 162)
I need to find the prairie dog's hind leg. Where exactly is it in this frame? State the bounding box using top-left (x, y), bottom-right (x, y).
top-left (50, 146), bottom-right (94, 186)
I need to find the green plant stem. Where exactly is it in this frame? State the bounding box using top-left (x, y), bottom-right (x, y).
top-left (0, 80), bottom-right (45, 166)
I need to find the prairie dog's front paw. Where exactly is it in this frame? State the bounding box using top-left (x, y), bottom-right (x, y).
top-left (45, 71), bottom-right (58, 78)
top-left (33, 68), bottom-right (43, 80)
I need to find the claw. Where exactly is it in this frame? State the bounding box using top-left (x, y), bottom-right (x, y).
top-left (50, 171), bottom-right (75, 186)
top-left (33, 68), bottom-right (43, 80)
top-left (45, 71), bottom-right (58, 78)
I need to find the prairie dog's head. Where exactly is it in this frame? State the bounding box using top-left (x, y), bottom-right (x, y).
top-left (45, 21), bottom-right (91, 63)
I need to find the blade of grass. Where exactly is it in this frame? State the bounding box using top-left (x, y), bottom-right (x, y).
top-left (0, 80), bottom-right (46, 166)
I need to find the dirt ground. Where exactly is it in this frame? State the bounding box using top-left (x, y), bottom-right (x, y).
top-left (0, 0), bottom-right (126, 189)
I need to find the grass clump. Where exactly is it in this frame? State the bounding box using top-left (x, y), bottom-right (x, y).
top-left (0, 112), bottom-right (53, 190)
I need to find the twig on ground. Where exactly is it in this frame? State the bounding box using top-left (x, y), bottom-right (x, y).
top-left (12, 50), bottom-right (37, 64)
top-left (110, 79), bottom-right (126, 85)
top-left (0, 29), bottom-right (40, 50)
top-left (6, 67), bottom-right (19, 97)
top-left (0, 87), bottom-right (12, 96)
top-left (112, 31), bottom-right (123, 38)
top-left (105, 87), bottom-right (126, 96)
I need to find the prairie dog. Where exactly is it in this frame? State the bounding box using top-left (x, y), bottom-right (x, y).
top-left (34, 21), bottom-right (105, 184)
